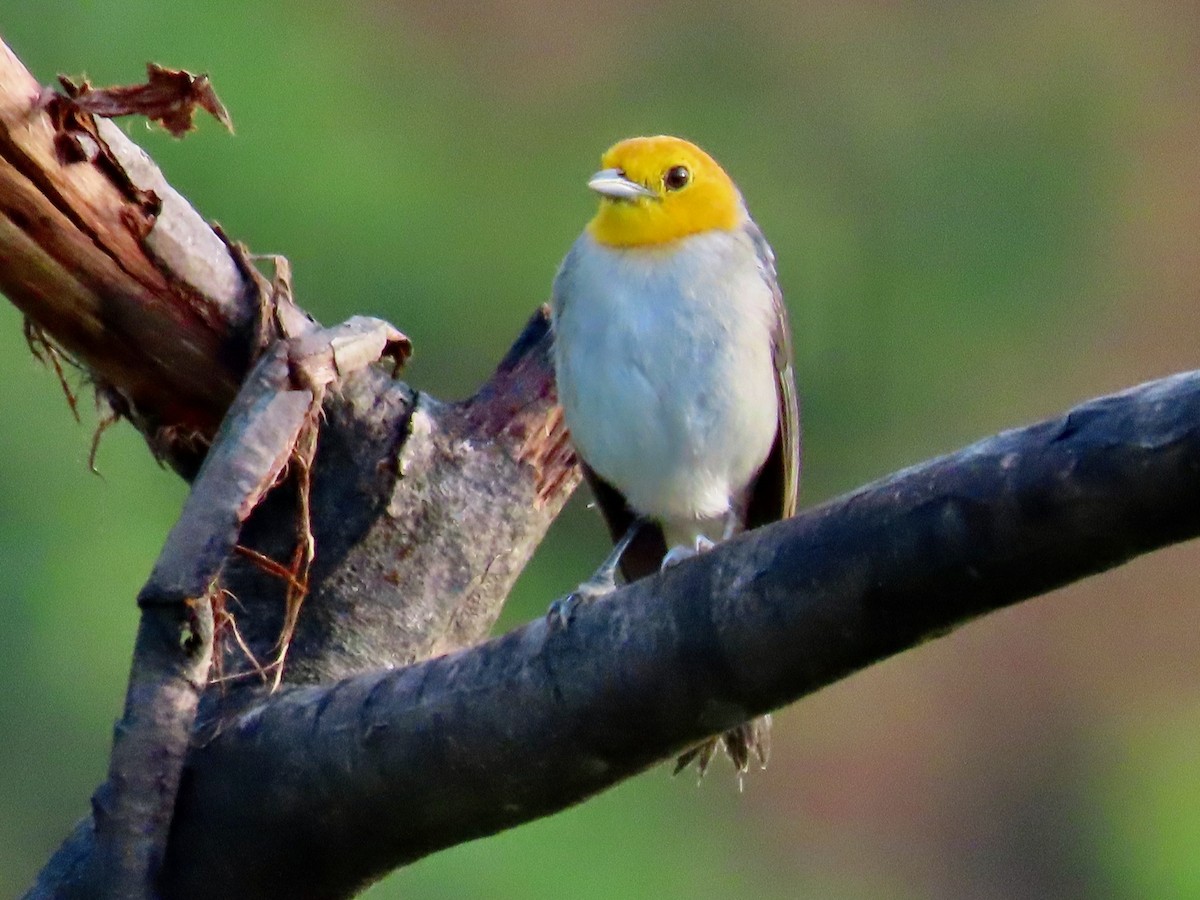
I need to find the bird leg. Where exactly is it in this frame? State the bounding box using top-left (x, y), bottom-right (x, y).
top-left (546, 519), bottom-right (645, 627)
top-left (661, 507), bottom-right (744, 569)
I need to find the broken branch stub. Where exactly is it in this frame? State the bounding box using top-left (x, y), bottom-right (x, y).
top-left (0, 41), bottom-right (253, 466)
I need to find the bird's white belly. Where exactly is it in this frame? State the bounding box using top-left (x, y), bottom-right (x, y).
top-left (552, 233), bottom-right (779, 540)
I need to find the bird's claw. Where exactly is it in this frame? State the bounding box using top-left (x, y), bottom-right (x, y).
top-left (546, 592), bottom-right (584, 630)
top-left (661, 535), bottom-right (716, 569)
top-left (545, 574), bottom-right (617, 630)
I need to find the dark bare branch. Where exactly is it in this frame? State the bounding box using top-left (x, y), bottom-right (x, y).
top-left (141, 368), bottom-right (1199, 897)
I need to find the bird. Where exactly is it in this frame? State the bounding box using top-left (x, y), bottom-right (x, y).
top-left (549, 135), bottom-right (801, 776)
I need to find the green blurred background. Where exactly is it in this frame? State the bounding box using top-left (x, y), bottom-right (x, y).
top-left (2, 1), bottom-right (1199, 896)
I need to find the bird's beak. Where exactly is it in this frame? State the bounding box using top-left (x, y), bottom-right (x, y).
top-left (587, 168), bottom-right (657, 201)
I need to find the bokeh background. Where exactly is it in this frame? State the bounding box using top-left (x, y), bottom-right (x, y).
top-left (2, 2), bottom-right (1199, 896)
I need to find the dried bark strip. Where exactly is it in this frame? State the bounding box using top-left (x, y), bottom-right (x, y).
top-left (55, 63), bottom-right (232, 138)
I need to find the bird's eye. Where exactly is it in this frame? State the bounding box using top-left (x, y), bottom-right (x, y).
top-left (663, 165), bottom-right (691, 191)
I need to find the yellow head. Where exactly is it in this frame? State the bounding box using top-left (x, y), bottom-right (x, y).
top-left (586, 136), bottom-right (743, 248)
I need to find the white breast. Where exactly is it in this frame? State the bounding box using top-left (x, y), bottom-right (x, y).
top-left (551, 228), bottom-right (779, 545)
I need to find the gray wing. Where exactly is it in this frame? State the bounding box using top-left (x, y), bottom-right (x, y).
top-left (744, 218), bottom-right (801, 526)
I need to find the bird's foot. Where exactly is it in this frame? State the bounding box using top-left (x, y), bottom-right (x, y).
top-left (661, 534), bottom-right (716, 569)
top-left (546, 571), bottom-right (617, 629)
top-left (673, 739), bottom-right (719, 778)
top-left (673, 715), bottom-right (771, 783)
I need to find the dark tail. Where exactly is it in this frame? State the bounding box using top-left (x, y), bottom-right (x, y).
top-left (674, 714), bottom-right (771, 777)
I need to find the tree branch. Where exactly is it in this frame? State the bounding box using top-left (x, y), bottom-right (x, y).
top-left (142, 368), bottom-right (1200, 897)
top-left (1, 42), bottom-right (579, 896)
top-left (8, 37), bottom-right (1198, 899)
